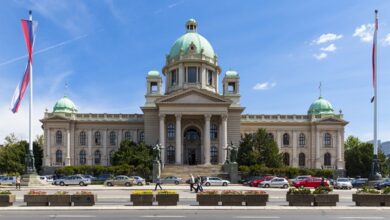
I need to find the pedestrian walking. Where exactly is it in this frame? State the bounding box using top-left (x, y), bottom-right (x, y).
top-left (195, 175), bottom-right (203, 193)
top-left (189, 174), bottom-right (196, 192)
top-left (321, 177), bottom-right (325, 187)
top-left (154, 176), bottom-right (162, 191)
top-left (16, 175), bottom-right (21, 190)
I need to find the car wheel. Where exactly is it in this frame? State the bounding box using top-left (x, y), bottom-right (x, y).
top-left (137, 182), bottom-right (143, 186)
top-left (265, 184), bottom-right (270, 188)
top-left (222, 182), bottom-right (228, 186)
top-left (174, 181), bottom-right (179, 185)
top-left (107, 182), bottom-right (113, 187)
top-left (125, 182), bottom-right (131, 187)
top-left (283, 184), bottom-right (289, 189)
top-left (60, 182), bottom-right (65, 186)
top-left (205, 182), bottom-right (211, 186)
top-left (79, 182), bottom-right (85, 186)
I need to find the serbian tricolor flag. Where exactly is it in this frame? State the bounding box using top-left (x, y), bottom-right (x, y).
top-left (10, 18), bottom-right (38, 113)
top-left (371, 10), bottom-right (378, 103)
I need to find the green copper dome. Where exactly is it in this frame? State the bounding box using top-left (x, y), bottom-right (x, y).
top-left (53, 96), bottom-right (78, 113)
top-left (225, 70), bottom-right (239, 78)
top-left (147, 70), bottom-right (160, 77)
top-left (308, 96), bottom-right (334, 115)
top-left (168, 19), bottom-right (215, 59)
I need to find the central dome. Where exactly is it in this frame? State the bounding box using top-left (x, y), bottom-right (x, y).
top-left (308, 96), bottom-right (334, 115)
top-left (53, 96), bottom-right (78, 113)
top-left (168, 19), bottom-right (215, 59)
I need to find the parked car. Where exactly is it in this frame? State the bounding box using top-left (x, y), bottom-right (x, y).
top-left (160, 176), bottom-right (182, 185)
top-left (334, 178), bottom-right (352, 190)
top-left (292, 175), bottom-right (312, 185)
top-left (351, 178), bottom-right (369, 188)
top-left (95, 174), bottom-right (113, 182)
top-left (81, 175), bottom-right (96, 181)
top-left (129, 176), bottom-right (146, 185)
top-left (240, 176), bottom-right (262, 185)
top-left (0, 176), bottom-right (16, 185)
top-left (259, 177), bottom-right (289, 188)
top-left (293, 177), bottom-right (329, 188)
top-left (375, 178), bottom-right (390, 190)
top-left (39, 176), bottom-right (53, 183)
top-left (203, 177), bottom-right (230, 186)
top-left (105, 175), bottom-right (135, 187)
top-left (250, 176), bottom-right (274, 187)
top-left (54, 175), bottom-right (91, 186)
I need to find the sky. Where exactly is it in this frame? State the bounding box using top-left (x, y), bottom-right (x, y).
top-left (0, 0), bottom-right (389, 144)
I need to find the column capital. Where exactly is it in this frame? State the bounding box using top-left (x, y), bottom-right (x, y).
top-left (221, 114), bottom-right (228, 121)
top-left (159, 113), bottom-right (166, 120)
top-left (175, 113), bottom-right (182, 120)
top-left (204, 114), bottom-right (212, 121)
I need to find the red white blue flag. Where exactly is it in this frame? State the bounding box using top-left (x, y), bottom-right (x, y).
top-left (10, 19), bottom-right (38, 113)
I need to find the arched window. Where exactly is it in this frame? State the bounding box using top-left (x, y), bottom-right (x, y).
top-left (109, 150), bottom-right (115, 165)
top-left (211, 146), bottom-right (218, 164)
top-left (94, 131), bottom-right (101, 145)
top-left (94, 150), bottom-right (101, 165)
top-left (110, 131), bottom-right (116, 146)
top-left (79, 150), bottom-right (86, 165)
top-left (167, 145), bottom-right (175, 164)
top-left (79, 131), bottom-right (87, 146)
top-left (283, 152), bottom-right (290, 166)
top-left (167, 123), bottom-right (175, 139)
top-left (56, 150), bottom-right (62, 164)
top-left (324, 153), bottom-right (331, 166)
top-left (139, 131), bottom-right (144, 142)
top-left (299, 133), bottom-right (305, 146)
top-left (124, 131), bottom-right (132, 141)
top-left (210, 124), bottom-right (218, 139)
top-left (324, 133), bottom-right (332, 147)
top-left (299, 153), bottom-right (305, 167)
top-left (283, 133), bottom-right (290, 146)
top-left (56, 130), bottom-right (62, 145)
top-left (267, 133), bottom-right (274, 140)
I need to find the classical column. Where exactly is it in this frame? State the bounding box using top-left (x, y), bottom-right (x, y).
top-left (159, 114), bottom-right (166, 165)
top-left (118, 130), bottom-right (122, 147)
top-left (336, 129), bottom-right (343, 169)
top-left (292, 131), bottom-right (298, 167)
top-left (103, 130), bottom-right (107, 165)
top-left (315, 129), bottom-right (321, 168)
top-left (220, 114), bottom-right (228, 164)
top-left (276, 131), bottom-right (282, 149)
top-left (65, 129), bottom-right (71, 166)
top-left (204, 114), bottom-right (211, 165)
top-left (88, 130), bottom-right (92, 165)
top-left (45, 129), bottom-right (51, 166)
top-left (175, 114), bottom-right (182, 164)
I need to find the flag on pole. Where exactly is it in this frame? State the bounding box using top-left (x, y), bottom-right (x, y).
top-left (371, 10), bottom-right (378, 103)
top-left (10, 18), bottom-right (38, 113)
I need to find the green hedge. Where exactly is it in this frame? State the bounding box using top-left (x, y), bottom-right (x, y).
top-left (239, 165), bottom-right (334, 179)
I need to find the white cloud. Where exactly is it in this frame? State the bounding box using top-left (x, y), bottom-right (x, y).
top-left (384, 33), bottom-right (390, 46)
top-left (320, 44), bottom-right (337, 52)
top-left (313, 33), bottom-right (343, 45)
top-left (253, 82), bottom-right (276, 91)
top-left (313, 52), bottom-right (328, 60)
top-left (353, 24), bottom-right (374, 43)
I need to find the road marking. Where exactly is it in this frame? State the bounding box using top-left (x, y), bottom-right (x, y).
top-left (338, 218), bottom-right (384, 219)
top-left (141, 216), bottom-right (185, 218)
top-left (235, 217), bottom-right (280, 219)
top-left (48, 215), bottom-right (95, 218)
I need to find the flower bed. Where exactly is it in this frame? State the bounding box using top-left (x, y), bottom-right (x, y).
top-left (72, 191), bottom-right (97, 206)
top-left (286, 188), bottom-right (314, 206)
top-left (48, 191), bottom-right (71, 206)
top-left (131, 190), bottom-right (154, 206)
top-left (155, 190), bottom-right (179, 206)
top-left (352, 186), bottom-right (390, 206)
top-left (220, 190), bottom-right (244, 206)
top-left (0, 191), bottom-right (15, 207)
top-left (313, 186), bottom-right (339, 206)
top-left (24, 190), bottom-right (49, 206)
top-left (244, 190), bottom-right (269, 206)
top-left (197, 191), bottom-right (220, 206)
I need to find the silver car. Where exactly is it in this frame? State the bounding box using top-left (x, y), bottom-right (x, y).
top-left (203, 177), bottom-right (230, 186)
top-left (0, 176), bottom-right (16, 185)
top-left (160, 176), bottom-right (182, 185)
top-left (55, 175), bottom-right (91, 186)
top-left (335, 178), bottom-right (352, 190)
top-left (260, 177), bottom-right (289, 188)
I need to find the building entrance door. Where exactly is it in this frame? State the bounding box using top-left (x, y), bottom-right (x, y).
top-left (188, 149), bottom-right (196, 165)
top-left (183, 127), bottom-right (201, 165)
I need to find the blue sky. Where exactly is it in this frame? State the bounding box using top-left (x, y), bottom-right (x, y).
top-left (0, 0), bottom-right (389, 144)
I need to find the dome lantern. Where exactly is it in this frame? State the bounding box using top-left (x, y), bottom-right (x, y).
top-left (186, 19), bottom-right (197, 32)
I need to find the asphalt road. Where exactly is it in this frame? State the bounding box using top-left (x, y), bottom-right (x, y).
top-left (1, 210), bottom-right (390, 220)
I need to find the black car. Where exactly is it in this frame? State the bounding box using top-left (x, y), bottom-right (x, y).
top-left (351, 178), bottom-right (368, 188)
top-left (375, 178), bottom-right (390, 190)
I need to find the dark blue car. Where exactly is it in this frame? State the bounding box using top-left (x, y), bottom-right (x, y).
top-left (375, 178), bottom-right (390, 190)
top-left (351, 178), bottom-right (368, 188)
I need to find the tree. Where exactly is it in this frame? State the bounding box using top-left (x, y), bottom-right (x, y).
top-left (111, 140), bottom-right (153, 169)
top-left (237, 128), bottom-right (283, 168)
top-left (33, 135), bottom-right (44, 173)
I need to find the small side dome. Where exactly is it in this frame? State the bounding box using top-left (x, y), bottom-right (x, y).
top-left (53, 96), bottom-right (78, 113)
top-left (147, 70), bottom-right (160, 77)
top-left (308, 96), bottom-right (334, 115)
top-left (225, 70), bottom-right (239, 78)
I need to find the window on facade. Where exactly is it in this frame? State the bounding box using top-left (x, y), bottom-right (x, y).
top-left (56, 150), bottom-right (62, 164)
top-left (211, 146), bottom-right (218, 164)
top-left (187, 67), bottom-right (197, 83)
top-left (109, 150), bottom-right (115, 165)
top-left (299, 153), bottom-right (305, 167)
top-left (324, 153), bottom-right (331, 166)
top-left (94, 131), bottom-right (101, 145)
top-left (80, 131), bottom-right (87, 146)
top-left (207, 70), bottom-right (213, 86)
top-left (299, 133), bottom-right (305, 146)
top-left (94, 150), bottom-right (101, 165)
top-left (171, 69), bottom-right (178, 86)
top-left (79, 150), bottom-right (86, 165)
top-left (150, 82), bottom-right (158, 93)
top-left (110, 131), bottom-right (116, 146)
top-left (210, 124), bottom-right (218, 139)
top-left (283, 133), bottom-right (290, 146)
top-left (56, 130), bottom-right (62, 145)
top-left (324, 133), bottom-right (332, 147)
top-left (283, 152), bottom-right (290, 166)
top-left (167, 123), bottom-right (175, 139)
top-left (139, 131), bottom-right (145, 143)
top-left (227, 82), bottom-right (236, 93)
top-left (267, 133), bottom-right (274, 140)
top-left (185, 129), bottom-right (200, 142)
top-left (124, 131), bottom-right (132, 141)
top-left (167, 145), bottom-right (175, 164)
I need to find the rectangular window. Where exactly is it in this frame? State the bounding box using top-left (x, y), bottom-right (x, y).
top-left (150, 82), bottom-right (158, 93)
top-left (187, 67), bottom-right (197, 83)
top-left (228, 82), bottom-right (235, 93)
top-left (171, 69), bottom-right (177, 86)
top-left (207, 70), bottom-right (213, 86)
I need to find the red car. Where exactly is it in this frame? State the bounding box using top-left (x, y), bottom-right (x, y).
top-left (250, 176), bottom-right (274, 187)
top-left (293, 177), bottom-right (329, 188)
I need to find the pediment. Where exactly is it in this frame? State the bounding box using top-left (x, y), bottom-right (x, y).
top-left (42, 114), bottom-right (71, 121)
top-left (317, 117), bottom-right (346, 124)
top-left (156, 88), bottom-right (231, 105)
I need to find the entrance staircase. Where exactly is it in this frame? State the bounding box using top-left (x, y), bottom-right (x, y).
top-left (161, 164), bottom-right (226, 180)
